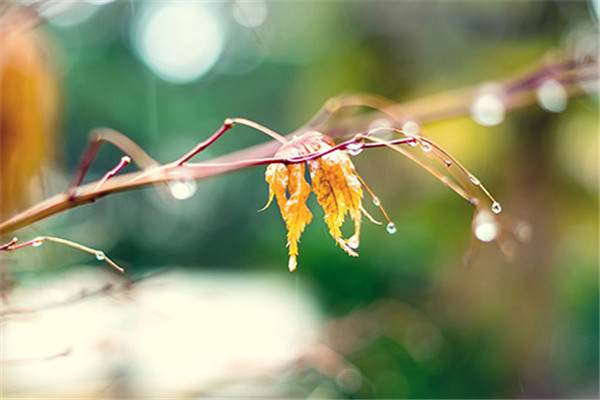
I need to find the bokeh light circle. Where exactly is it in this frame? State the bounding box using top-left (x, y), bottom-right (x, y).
top-left (132, 3), bottom-right (225, 84)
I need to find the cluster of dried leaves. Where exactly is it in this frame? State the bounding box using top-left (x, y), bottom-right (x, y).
top-left (265, 132), bottom-right (368, 271)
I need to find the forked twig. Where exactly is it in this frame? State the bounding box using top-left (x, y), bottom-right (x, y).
top-left (0, 53), bottom-right (595, 237)
top-left (1, 236), bottom-right (124, 273)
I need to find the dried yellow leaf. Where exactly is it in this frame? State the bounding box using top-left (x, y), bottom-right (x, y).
top-left (265, 132), bottom-right (369, 270)
top-left (307, 141), bottom-right (363, 256)
top-left (265, 145), bottom-right (313, 271)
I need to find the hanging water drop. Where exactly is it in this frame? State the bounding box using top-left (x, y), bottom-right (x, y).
top-left (95, 251), bottom-right (105, 261)
top-left (372, 196), bottom-right (381, 207)
top-left (346, 141), bottom-right (364, 156)
top-left (491, 201), bottom-right (502, 214)
top-left (32, 238), bottom-right (44, 247)
top-left (470, 84), bottom-right (505, 126)
top-left (421, 142), bottom-right (432, 152)
top-left (408, 139), bottom-right (418, 147)
top-left (473, 210), bottom-right (499, 243)
top-left (469, 175), bottom-right (480, 185)
top-left (386, 222), bottom-right (397, 234)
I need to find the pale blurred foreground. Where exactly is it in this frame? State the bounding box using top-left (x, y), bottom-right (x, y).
top-left (2, 269), bottom-right (323, 397)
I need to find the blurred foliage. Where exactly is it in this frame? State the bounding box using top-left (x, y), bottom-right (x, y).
top-left (0, 10), bottom-right (59, 217)
top-left (3, 0), bottom-right (598, 398)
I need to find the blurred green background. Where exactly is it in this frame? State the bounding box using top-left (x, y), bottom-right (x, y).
top-left (3, 0), bottom-right (598, 398)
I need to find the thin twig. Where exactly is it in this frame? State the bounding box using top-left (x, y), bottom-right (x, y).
top-left (1, 236), bottom-right (124, 273)
top-left (0, 55), bottom-right (595, 236)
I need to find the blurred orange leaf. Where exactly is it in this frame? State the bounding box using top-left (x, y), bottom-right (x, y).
top-left (0, 10), bottom-right (60, 217)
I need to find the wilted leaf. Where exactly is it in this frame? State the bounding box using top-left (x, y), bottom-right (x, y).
top-left (306, 139), bottom-right (363, 256)
top-left (265, 132), bottom-right (365, 271)
top-left (265, 146), bottom-right (313, 272)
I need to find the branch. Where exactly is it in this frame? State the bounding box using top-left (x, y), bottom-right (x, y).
top-left (0, 53), bottom-right (596, 236)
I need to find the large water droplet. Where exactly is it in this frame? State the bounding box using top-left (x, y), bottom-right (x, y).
top-left (386, 222), bottom-right (397, 234)
top-left (408, 139), bottom-right (419, 147)
top-left (473, 210), bottom-right (499, 243)
top-left (32, 238), bottom-right (44, 247)
top-left (346, 141), bottom-right (364, 156)
top-left (491, 201), bottom-right (502, 214)
top-left (372, 197), bottom-right (381, 207)
top-left (95, 251), bottom-right (105, 261)
top-left (471, 85), bottom-right (505, 126)
top-left (536, 79), bottom-right (567, 113)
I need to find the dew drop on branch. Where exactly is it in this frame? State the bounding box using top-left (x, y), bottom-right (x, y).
top-left (372, 196), bottom-right (380, 207)
top-left (95, 251), bottom-right (105, 261)
top-left (491, 201), bottom-right (502, 214)
top-left (386, 222), bottom-right (397, 234)
top-left (32, 238), bottom-right (44, 247)
top-left (536, 79), bottom-right (567, 113)
top-left (346, 141), bottom-right (364, 156)
top-left (473, 210), bottom-right (499, 243)
top-left (468, 175), bottom-right (480, 185)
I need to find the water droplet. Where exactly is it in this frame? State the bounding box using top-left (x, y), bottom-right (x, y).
top-left (536, 79), bottom-right (567, 113)
top-left (347, 235), bottom-right (360, 250)
top-left (168, 170), bottom-right (198, 200)
top-left (372, 197), bottom-right (381, 207)
top-left (469, 175), bottom-right (480, 185)
top-left (402, 120), bottom-right (420, 136)
top-left (421, 142), bottom-right (432, 152)
top-left (32, 238), bottom-right (44, 247)
top-left (491, 201), bottom-right (502, 214)
top-left (473, 210), bottom-right (499, 242)
top-left (386, 222), bottom-right (397, 234)
top-left (95, 251), bottom-right (105, 261)
top-left (408, 139), bottom-right (418, 147)
top-left (470, 85), bottom-right (505, 126)
top-left (346, 141), bottom-right (364, 156)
